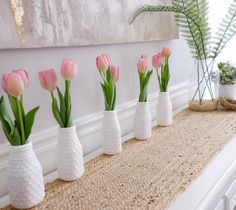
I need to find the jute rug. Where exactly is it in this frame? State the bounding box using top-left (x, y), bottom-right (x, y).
top-left (2, 109), bottom-right (236, 210)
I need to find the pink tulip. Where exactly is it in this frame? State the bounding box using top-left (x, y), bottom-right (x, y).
top-left (110, 65), bottom-right (120, 83)
top-left (12, 69), bottom-right (29, 88)
top-left (101, 54), bottom-right (112, 66)
top-left (96, 55), bottom-right (109, 72)
top-left (61, 58), bottom-right (78, 80)
top-left (152, 53), bottom-right (163, 69)
top-left (161, 47), bottom-right (171, 58)
top-left (2, 73), bottom-right (10, 92)
top-left (141, 54), bottom-right (149, 62)
top-left (39, 69), bottom-right (57, 92)
top-left (137, 57), bottom-right (148, 73)
top-left (5, 72), bottom-right (24, 97)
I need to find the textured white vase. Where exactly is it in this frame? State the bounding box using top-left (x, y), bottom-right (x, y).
top-left (218, 84), bottom-right (236, 100)
top-left (57, 126), bottom-right (84, 181)
top-left (134, 102), bottom-right (152, 140)
top-left (156, 92), bottom-right (173, 126)
top-left (102, 110), bottom-right (122, 155)
top-left (8, 142), bottom-right (45, 209)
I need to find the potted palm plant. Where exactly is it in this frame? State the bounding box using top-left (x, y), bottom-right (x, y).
top-left (131, 0), bottom-right (236, 111)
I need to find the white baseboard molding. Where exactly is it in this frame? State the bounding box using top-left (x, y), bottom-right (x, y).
top-left (0, 81), bottom-right (195, 206)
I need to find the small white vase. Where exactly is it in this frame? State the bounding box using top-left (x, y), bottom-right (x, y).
top-left (218, 84), bottom-right (236, 100)
top-left (57, 126), bottom-right (84, 181)
top-left (8, 142), bottom-right (45, 209)
top-left (156, 91), bottom-right (173, 126)
top-left (102, 110), bottom-right (122, 155)
top-left (134, 102), bottom-right (152, 140)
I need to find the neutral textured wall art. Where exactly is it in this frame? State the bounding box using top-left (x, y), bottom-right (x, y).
top-left (0, 0), bottom-right (178, 49)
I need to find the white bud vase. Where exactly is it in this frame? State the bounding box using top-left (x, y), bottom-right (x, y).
top-left (134, 102), bottom-right (152, 140)
top-left (8, 142), bottom-right (45, 209)
top-left (156, 92), bottom-right (173, 126)
top-left (102, 110), bottom-right (122, 155)
top-left (57, 126), bottom-right (84, 181)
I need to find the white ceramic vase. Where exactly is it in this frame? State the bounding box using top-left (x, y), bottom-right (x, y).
top-left (102, 110), bottom-right (122, 155)
top-left (8, 142), bottom-right (45, 209)
top-left (134, 102), bottom-right (152, 140)
top-left (156, 92), bottom-right (173, 126)
top-left (218, 84), bottom-right (236, 100)
top-left (57, 126), bottom-right (84, 181)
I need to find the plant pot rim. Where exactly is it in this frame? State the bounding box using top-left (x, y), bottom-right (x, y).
top-left (159, 91), bottom-right (169, 94)
top-left (104, 110), bottom-right (117, 113)
top-left (59, 125), bottom-right (76, 131)
top-left (9, 141), bottom-right (32, 152)
top-left (137, 101), bottom-right (149, 104)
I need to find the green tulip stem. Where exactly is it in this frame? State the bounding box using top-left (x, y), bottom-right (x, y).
top-left (65, 80), bottom-right (71, 121)
top-left (16, 97), bottom-right (25, 144)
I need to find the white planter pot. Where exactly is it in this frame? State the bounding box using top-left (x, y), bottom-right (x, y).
top-left (8, 142), bottom-right (45, 209)
top-left (102, 110), bottom-right (122, 155)
top-left (57, 126), bottom-right (84, 181)
top-left (218, 84), bottom-right (236, 100)
top-left (134, 102), bottom-right (152, 140)
top-left (156, 92), bottom-right (173, 126)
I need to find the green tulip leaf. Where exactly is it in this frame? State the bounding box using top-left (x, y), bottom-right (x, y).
top-left (24, 106), bottom-right (39, 141)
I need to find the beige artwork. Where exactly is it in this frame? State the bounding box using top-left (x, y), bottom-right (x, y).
top-left (0, 0), bottom-right (178, 49)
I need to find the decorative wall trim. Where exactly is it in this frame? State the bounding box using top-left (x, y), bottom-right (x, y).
top-left (0, 81), bottom-right (195, 204)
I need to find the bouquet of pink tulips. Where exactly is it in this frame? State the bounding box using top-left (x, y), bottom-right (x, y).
top-left (0, 70), bottom-right (39, 145)
top-left (39, 59), bottom-right (78, 127)
top-left (137, 55), bottom-right (153, 102)
top-left (152, 47), bottom-right (171, 92)
top-left (96, 54), bottom-right (120, 111)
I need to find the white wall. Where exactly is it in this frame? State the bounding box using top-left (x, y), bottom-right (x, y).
top-left (0, 36), bottom-right (193, 144)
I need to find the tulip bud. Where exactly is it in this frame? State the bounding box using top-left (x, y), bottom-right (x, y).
top-left (39, 69), bottom-right (58, 92)
top-left (96, 55), bottom-right (109, 72)
top-left (101, 54), bottom-right (112, 66)
top-left (110, 65), bottom-right (120, 83)
top-left (61, 58), bottom-right (78, 80)
top-left (161, 47), bottom-right (171, 58)
top-left (6, 72), bottom-right (24, 97)
top-left (2, 73), bottom-right (10, 92)
top-left (152, 53), bottom-right (163, 69)
top-left (137, 57), bottom-right (148, 73)
top-left (141, 54), bottom-right (149, 62)
top-left (12, 69), bottom-right (29, 89)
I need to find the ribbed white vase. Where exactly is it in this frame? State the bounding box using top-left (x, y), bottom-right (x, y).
top-left (134, 102), bottom-right (152, 140)
top-left (218, 84), bottom-right (236, 100)
top-left (57, 126), bottom-right (84, 181)
top-left (102, 110), bottom-right (122, 155)
top-left (156, 92), bottom-right (173, 126)
top-left (8, 142), bottom-right (45, 209)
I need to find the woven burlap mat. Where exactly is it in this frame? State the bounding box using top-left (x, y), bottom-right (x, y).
top-left (2, 109), bottom-right (236, 210)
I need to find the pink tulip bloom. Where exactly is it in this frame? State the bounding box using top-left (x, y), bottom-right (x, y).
top-left (6, 72), bottom-right (24, 97)
top-left (141, 54), bottom-right (149, 62)
top-left (161, 47), bottom-right (171, 58)
top-left (96, 55), bottom-right (109, 72)
top-left (152, 53), bottom-right (163, 69)
top-left (39, 69), bottom-right (58, 92)
top-left (2, 73), bottom-right (10, 92)
top-left (101, 54), bottom-right (112, 66)
top-left (12, 69), bottom-right (29, 88)
top-left (137, 57), bottom-right (148, 73)
top-left (61, 58), bottom-right (78, 81)
top-left (110, 65), bottom-right (120, 83)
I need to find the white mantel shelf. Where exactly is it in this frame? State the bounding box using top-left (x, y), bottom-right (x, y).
top-left (169, 136), bottom-right (236, 210)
